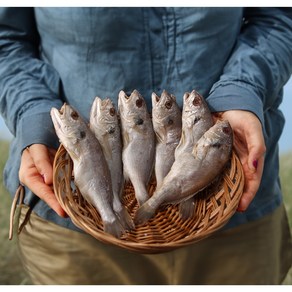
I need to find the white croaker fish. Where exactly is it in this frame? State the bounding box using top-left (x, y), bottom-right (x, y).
top-left (152, 90), bottom-right (182, 189)
top-left (89, 97), bottom-right (134, 230)
top-left (175, 90), bottom-right (214, 158)
top-left (175, 90), bottom-right (214, 219)
top-left (51, 103), bottom-right (125, 238)
top-left (118, 89), bottom-right (155, 206)
top-left (134, 120), bottom-right (233, 225)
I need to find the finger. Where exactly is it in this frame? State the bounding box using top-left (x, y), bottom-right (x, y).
top-left (245, 120), bottom-right (266, 173)
top-left (237, 154), bottom-right (265, 212)
top-left (28, 144), bottom-right (54, 185)
top-left (19, 149), bottom-right (67, 218)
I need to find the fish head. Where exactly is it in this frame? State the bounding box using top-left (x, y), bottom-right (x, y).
top-left (182, 90), bottom-right (213, 130)
top-left (118, 89), bottom-right (148, 126)
top-left (194, 120), bottom-right (233, 160)
top-left (152, 90), bottom-right (182, 141)
top-left (206, 119), bottom-right (233, 146)
top-left (90, 96), bottom-right (118, 127)
top-left (51, 104), bottom-right (88, 156)
top-left (152, 90), bottom-right (179, 118)
top-left (118, 89), bottom-right (146, 112)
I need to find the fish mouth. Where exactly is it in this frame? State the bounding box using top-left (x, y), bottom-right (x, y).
top-left (151, 92), bottom-right (160, 105)
top-left (118, 90), bottom-right (130, 111)
top-left (119, 90), bottom-right (130, 101)
top-left (51, 105), bottom-right (69, 137)
top-left (90, 96), bottom-right (102, 119)
top-left (161, 89), bottom-right (174, 101)
top-left (50, 107), bottom-right (63, 130)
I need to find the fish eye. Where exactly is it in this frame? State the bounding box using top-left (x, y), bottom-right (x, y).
top-left (223, 126), bottom-right (231, 135)
top-left (136, 99), bottom-right (143, 108)
top-left (71, 111), bottom-right (79, 120)
top-left (109, 107), bottom-right (116, 116)
top-left (193, 117), bottom-right (201, 124)
top-left (165, 101), bottom-right (172, 109)
top-left (168, 119), bottom-right (174, 125)
top-left (193, 96), bottom-right (202, 106)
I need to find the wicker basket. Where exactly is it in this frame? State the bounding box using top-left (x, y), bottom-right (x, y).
top-left (53, 144), bottom-right (244, 253)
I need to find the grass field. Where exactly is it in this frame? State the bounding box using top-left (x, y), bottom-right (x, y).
top-left (0, 140), bottom-right (292, 285)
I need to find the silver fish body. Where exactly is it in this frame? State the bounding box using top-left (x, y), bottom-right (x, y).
top-left (135, 120), bottom-right (233, 225)
top-left (175, 90), bottom-right (214, 158)
top-left (51, 104), bottom-right (124, 238)
top-left (89, 97), bottom-right (134, 230)
top-left (175, 90), bottom-right (214, 219)
top-left (152, 90), bottom-right (182, 189)
top-left (118, 90), bottom-right (155, 206)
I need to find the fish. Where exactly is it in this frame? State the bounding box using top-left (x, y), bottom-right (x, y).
top-left (89, 96), bottom-right (134, 230)
top-left (134, 119), bottom-right (233, 225)
top-left (51, 103), bottom-right (125, 238)
top-left (175, 90), bottom-right (214, 158)
top-left (152, 90), bottom-right (182, 189)
top-left (175, 90), bottom-right (214, 219)
top-left (118, 89), bottom-right (155, 206)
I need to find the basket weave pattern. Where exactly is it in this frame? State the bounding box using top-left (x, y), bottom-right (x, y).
top-left (53, 144), bottom-right (244, 253)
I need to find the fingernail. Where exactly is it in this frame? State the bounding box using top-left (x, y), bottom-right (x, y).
top-left (41, 174), bottom-right (46, 183)
top-left (253, 160), bottom-right (258, 170)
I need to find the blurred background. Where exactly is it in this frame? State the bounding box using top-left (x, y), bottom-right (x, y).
top-left (1, 78), bottom-right (292, 284)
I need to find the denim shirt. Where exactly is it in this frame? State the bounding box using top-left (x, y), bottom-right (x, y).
top-left (1, 7), bottom-right (292, 231)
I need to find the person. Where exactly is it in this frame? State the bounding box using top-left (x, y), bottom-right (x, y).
top-left (0, 7), bottom-right (292, 285)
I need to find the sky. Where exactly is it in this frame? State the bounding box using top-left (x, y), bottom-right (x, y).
top-left (1, 76), bottom-right (292, 153)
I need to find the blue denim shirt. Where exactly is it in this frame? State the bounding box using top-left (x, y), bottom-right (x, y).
top-left (1, 7), bottom-right (292, 231)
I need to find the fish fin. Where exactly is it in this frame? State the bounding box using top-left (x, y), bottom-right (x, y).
top-left (103, 218), bottom-right (125, 238)
top-left (175, 130), bottom-right (186, 154)
top-left (134, 202), bottom-right (156, 226)
top-left (132, 181), bottom-right (150, 206)
top-left (179, 198), bottom-right (196, 220)
top-left (123, 131), bottom-right (130, 147)
top-left (101, 135), bottom-right (113, 160)
top-left (155, 130), bottom-right (165, 144)
top-left (116, 207), bottom-right (135, 231)
top-left (192, 143), bottom-right (207, 160)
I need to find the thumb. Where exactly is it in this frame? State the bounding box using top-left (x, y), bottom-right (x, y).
top-left (27, 144), bottom-right (54, 185)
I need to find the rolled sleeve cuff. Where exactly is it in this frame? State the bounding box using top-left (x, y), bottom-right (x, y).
top-left (18, 111), bottom-right (60, 152)
top-left (207, 81), bottom-right (265, 126)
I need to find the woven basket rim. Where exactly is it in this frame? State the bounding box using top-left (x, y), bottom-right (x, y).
top-left (53, 144), bottom-right (244, 253)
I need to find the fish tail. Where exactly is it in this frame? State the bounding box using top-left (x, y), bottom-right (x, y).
top-left (134, 200), bottom-right (157, 226)
top-left (116, 207), bottom-right (135, 231)
top-left (133, 186), bottom-right (150, 206)
top-left (179, 197), bottom-right (196, 220)
top-left (103, 218), bottom-right (125, 239)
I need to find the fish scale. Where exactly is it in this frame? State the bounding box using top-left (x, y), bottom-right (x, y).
top-left (134, 120), bottom-right (233, 225)
top-left (89, 96), bottom-right (134, 230)
top-left (152, 90), bottom-right (182, 189)
top-left (118, 89), bottom-right (155, 207)
top-left (51, 103), bottom-right (125, 238)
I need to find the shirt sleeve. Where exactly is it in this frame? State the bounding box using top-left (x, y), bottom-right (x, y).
top-left (0, 7), bottom-right (63, 150)
top-left (207, 8), bottom-right (292, 125)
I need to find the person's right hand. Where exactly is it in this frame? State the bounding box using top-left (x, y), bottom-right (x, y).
top-left (19, 144), bottom-right (67, 217)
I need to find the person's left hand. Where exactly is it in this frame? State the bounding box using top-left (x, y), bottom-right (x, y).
top-left (214, 110), bottom-right (266, 212)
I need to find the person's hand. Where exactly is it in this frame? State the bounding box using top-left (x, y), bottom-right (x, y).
top-left (214, 110), bottom-right (266, 212)
top-left (19, 144), bottom-right (67, 217)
